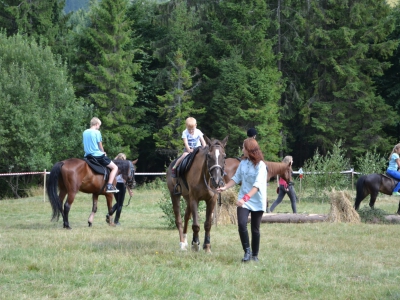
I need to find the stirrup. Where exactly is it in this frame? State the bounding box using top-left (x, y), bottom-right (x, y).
top-left (173, 183), bottom-right (182, 195)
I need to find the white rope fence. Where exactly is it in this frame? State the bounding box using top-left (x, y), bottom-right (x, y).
top-left (0, 169), bottom-right (361, 202)
top-left (0, 171), bottom-right (167, 202)
top-left (0, 172), bottom-right (167, 176)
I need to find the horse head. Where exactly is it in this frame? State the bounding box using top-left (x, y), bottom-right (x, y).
top-left (281, 160), bottom-right (293, 184)
top-left (127, 159), bottom-right (138, 189)
top-left (204, 135), bottom-right (228, 188)
top-left (115, 159), bottom-right (138, 189)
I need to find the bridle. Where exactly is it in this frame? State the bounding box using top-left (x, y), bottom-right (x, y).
top-left (204, 144), bottom-right (226, 189)
top-left (126, 160), bottom-right (136, 189)
top-left (124, 160), bottom-right (136, 207)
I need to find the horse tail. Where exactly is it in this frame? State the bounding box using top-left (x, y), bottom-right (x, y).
top-left (47, 161), bottom-right (64, 221)
top-left (354, 175), bottom-right (367, 210)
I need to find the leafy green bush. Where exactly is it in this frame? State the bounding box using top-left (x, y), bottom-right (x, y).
top-left (357, 206), bottom-right (389, 224)
top-left (157, 182), bottom-right (206, 229)
top-left (157, 184), bottom-right (186, 229)
top-left (138, 177), bottom-right (166, 190)
top-left (355, 148), bottom-right (387, 175)
top-left (301, 140), bottom-right (351, 202)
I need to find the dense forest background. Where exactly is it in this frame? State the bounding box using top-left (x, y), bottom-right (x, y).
top-left (1, 0), bottom-right (400, 197)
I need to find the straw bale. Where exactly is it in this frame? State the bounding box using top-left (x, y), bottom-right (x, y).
top-left (215, 189), bottom-right (238, 225)
top-left (326, 189), bottom-right (360, 223)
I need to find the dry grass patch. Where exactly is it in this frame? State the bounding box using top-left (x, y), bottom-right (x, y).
top-left (326, 189), bottom-right (360, 223)
top-left (216, 189), bottom-right (238, 225)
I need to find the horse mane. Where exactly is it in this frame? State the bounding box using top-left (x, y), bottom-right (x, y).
top-left (113, 160), bottom-right (133, 176)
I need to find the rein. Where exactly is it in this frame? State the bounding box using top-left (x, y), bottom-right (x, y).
top-left (123, 160), bottom-right (135, 207)
top-left (123, 192), bottom-right (133, 207)
top-left (204, 149), bottom-right (226, 206)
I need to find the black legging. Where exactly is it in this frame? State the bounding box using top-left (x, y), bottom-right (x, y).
top-left (237, 207), bottom-right (264, 256)
top-left (237, 207), bottom-right (264, 234)
top-left (270, 184), bottom-right (297, 213)
top-left (112, 182), bottom-right (126, 223)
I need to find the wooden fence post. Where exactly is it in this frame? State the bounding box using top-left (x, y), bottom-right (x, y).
top-left (43, 169), bottom-right (46, 202)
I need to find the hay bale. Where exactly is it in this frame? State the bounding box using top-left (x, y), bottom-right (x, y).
top-left (326, 189), bottom-right (360, 223)
top-left (215, 189), bottom-right (238, 225)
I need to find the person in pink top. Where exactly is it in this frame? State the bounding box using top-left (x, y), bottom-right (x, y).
top-left (269, 156), bottom-right (297, 213)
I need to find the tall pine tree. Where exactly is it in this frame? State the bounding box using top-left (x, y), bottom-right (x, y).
top-left (0, 0), bottom-right (71, 56)
top-left (276, 0), bottom-right (398, 163)
top-left (75, 0), bottom-right (144, 157)
top-left (205, 0), bottom-right (282, 159)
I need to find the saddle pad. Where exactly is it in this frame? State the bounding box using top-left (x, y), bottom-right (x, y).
top-left (177, 147), bottom-right (200, 178)
top-left (83, 157), bottom-right (109, 179)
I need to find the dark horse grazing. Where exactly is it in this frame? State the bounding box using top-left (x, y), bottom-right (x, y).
top-left (47, 158), bottom-right (137, 229)
top-left (167, 136), bottom-right (228, 252)
top-left (354, 173), bottom-right (400, 214)
top-left (224, 157), bottom-right (293, 209)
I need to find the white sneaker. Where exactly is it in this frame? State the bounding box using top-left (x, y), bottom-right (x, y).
top-left (106, 185), bottom-right (119, 193)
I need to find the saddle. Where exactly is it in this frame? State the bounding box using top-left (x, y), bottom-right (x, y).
top-left (383, 172), bottom-right (399, 181)
top-left (83, 155), bottom-right (110, 182)
top-left (383, 172), bottom-right (400, 191)
top-left (173, 147), bottom-right (200, 195)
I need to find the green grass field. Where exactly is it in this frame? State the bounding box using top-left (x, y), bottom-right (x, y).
top-left (1, 187), bottom-right (400, 299)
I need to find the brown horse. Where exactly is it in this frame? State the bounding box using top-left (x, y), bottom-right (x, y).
top-left (167, 136), bottom-right (228, 252)
top-left (47, 158), bottom-right (137, 229)
top-left (224, 157), bottom-right (293, 209)
top-left (224, 157), bottom-right (293, 183)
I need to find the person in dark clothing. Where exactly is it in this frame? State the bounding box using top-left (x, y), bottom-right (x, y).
top-left (270, 156), bottom-right (297, 213)
top-left (247, 128), bottom-right (257, 139)
top-left (106, 153), bottom-right (133, 226)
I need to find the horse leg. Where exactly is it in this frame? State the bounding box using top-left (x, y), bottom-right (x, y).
top-left (354, 176), bottom-right (368, 211)
top-left (105, 194), bottom-right (115, 226)
top-left (63, 191), bottom-right (75, 229)
top-left (182, 199), bottom-right (192, 250)
top-left (88, 194), bottom-right (100, 227)
top-left (58, 189), bottom-right (67, 219)
top-left (190, 199), bottom-right (200, 252)
top-left (397, 201), bottom-right (400, 215)
top-left (171, 193), bottom-right (187, 250)
top-left (354, 191), bottom-right (368, 210)
top-left (203, 197), bottom-right (217, 253)
top-left (369, 191), bottom-right (379, 209)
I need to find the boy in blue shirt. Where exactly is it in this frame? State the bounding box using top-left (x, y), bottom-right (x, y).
top-left (83, 117), bottom-right (119, 193)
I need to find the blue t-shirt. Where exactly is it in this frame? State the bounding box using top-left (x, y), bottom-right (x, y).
top-left (231, 159), bottom-right (267, 212)
top-left (182, 128), bottom-right (203, 149)
top-left (83, 129), bottom-right (104, 157)
top-left (388, 153), bottom-right (399, 171)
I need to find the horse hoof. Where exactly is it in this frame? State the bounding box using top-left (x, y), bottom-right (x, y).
top-left (179, 242), bottom-right (188, 251)
top-left (191, 241), bottom-right (200, 252)
top-left (63, 224), bottom-right (72, 230)
top-left (88, 221), bottom-right (92, 227)
top-left (203, 244), bottom-right (211, 253)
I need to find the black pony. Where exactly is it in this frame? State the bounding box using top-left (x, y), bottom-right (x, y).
top-left (354, 173), bottom-right (400, 214)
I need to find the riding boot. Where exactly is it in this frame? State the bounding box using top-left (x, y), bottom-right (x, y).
top-left (251, 232), bottom-right (260, 262)
top-left (239, 230), bottom-right (251, 262)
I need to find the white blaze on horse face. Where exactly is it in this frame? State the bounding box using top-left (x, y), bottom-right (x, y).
top-left (215, 149), bottom-right (220, 165)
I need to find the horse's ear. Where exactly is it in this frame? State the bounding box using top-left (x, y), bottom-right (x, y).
top-left (221, 135), bottom-right (229, 147)
top-left (204, 135), bottom-right (212, 146)
top-left (132, 159), bottom-right (138, 165)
